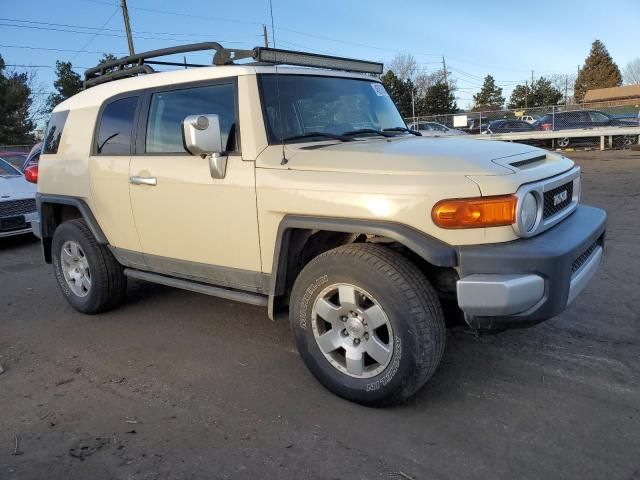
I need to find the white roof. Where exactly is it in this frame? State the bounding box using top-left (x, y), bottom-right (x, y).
top-left (55, 65), bottom-right (378, 111)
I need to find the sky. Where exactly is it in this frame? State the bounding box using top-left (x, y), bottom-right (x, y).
top-left (1, 0), bottom-right (639, 112)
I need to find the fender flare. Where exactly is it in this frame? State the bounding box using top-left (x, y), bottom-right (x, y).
top-left (37, 194), bottom-right (109, 262)
top-left (268, 215), bottom-right (457, 317)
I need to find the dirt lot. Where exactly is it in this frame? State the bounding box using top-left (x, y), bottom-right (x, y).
top-left (1, 149), bottom-right (639, 480)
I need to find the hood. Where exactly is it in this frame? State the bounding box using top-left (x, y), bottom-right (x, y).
top-left (0, 175), bottom-right (36, 199)
top-left (274, 136), bottom-right (546, 176)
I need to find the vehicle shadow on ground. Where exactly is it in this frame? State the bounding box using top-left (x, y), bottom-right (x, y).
top-left (0, 233), bottom-right (39, 251)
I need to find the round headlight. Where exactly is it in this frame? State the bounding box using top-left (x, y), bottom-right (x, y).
top-left (520, 192), bottom-right (538, 232)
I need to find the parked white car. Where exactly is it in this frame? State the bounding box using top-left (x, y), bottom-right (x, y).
top-left (0, 158), bottom-right (37, 238)
top-left (409, 121), bottom-right (467, 137)
top-left (516, 115), bottom-right (538, 124)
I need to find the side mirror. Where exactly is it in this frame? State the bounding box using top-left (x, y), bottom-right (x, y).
top-left (183, 114), bottom-right (223, 155)
top-left (182, 114), bottom-right (227, 179)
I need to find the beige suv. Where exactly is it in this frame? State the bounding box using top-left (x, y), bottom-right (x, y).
top-left (31, 44), bottom-right (606, 406)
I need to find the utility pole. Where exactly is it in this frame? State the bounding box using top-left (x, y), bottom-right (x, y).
top-left (120, 0), bottom-right (135, 56)
top-left (564, 75), bottom-right (568, 105)
top-left (442, 56), bottom-right (448, 85)
top-left (525, 81), bottom-right (528, 109)
top-left (262, 24), bottom-right (269, 48)
top-left (531, 70), bottom-right (534, 85)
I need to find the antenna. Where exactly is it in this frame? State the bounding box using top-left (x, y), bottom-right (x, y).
top-left (268, 0), bottom-right (287, 165)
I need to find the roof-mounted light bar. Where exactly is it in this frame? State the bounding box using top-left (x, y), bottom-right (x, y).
top-left (83, 42), bottom-right (384, 88)
top-left (252, 47), bottom-right (383, 74)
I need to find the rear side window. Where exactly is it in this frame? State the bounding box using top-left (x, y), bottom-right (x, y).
top-left (96, 97), bottom-right (138, 155)
top-left (43, 110), bottom-right (69, 154)
top-left (145, 83), bottom-right (237, 154)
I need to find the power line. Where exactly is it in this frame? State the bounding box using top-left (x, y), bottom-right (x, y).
top-left (5, 64), bottom-right (90, 69)
top-left (70, 7), bottom-right (120, 61)
top-left (0, 20), bottom-right (254, 43)
top-left (81, 0), bottom-right (264, 26)
top-left (0, 44), bottom-right (128, 55)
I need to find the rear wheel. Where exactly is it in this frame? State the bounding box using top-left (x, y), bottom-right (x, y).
top-left (557, 137), bottom-right (570, 148)
top-left (52, 219), bottom-right (126, 314)
top-left (289, 244), bottom-right (446, 406)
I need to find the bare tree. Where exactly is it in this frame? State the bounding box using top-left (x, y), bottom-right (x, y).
top-left (623, 58), bottom-right (640, 85)
top-left (548, 73), bottom-right (576, 104)
top-left (388, 54), bottom-right (417, 81)
top-left (25, 69), bottom-right (49, 129)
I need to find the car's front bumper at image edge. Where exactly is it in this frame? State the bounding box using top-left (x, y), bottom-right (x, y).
top-left (0, 211), bottom-right (39, 239)
top-left (456, 205), bottom-right (606, 329)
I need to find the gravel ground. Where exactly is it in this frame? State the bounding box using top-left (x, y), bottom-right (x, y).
top-left (1, 149), bottom-right (639, 480)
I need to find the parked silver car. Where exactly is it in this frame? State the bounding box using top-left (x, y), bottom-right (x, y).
top-left (0, 158), bottom-right (37, 238)
top-left (408, 121), bottom-right (467, 137)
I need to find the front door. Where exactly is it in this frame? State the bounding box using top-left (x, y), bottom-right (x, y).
top-left (128, 80), bottom-right (263, 292)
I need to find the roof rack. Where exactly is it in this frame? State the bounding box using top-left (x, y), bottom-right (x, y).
top-left (83, 43), bottom-right (384, 89)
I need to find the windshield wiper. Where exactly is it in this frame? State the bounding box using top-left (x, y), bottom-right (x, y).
top-left (281, 132), bottom-right (353, 143)
top-left (341, 129), bottom-right (394, 138)
top-left (383, 127), bottom-right (422, 136)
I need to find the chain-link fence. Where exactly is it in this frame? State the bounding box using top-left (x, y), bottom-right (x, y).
top-left (0, 145), bottom-right (34, 153)
top-left (405, 100), bottom-right (640, 149)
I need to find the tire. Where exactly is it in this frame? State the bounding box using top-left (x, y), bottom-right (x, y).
top-left (51, 219), bottom-right (126, 314)
top-left (614, 135), bottom-right (634, 149)
top-left (289, 243), bottom-right (446, 406)
top-left (557, 137), bottom-right (570, 148)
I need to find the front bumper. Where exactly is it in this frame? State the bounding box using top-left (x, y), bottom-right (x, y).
top-left (456, 205), bottom-right (606, 329)
top-left (0, 211), bottom-right (39, 239)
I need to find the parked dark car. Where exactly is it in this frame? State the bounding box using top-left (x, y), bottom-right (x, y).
top-left (533, 110), bottom-right (637, 131)
top-left (533, 110), bottom-right (638, 148)
top-left (484, 119), bottom-right (535, 134)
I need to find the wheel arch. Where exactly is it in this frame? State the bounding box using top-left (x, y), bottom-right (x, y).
top-left (268, 215), bottom-right (457, 319)
top-left (37, 194), bottom-right (108, 263)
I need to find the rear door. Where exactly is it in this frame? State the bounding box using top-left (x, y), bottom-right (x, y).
top-left (128, 79), bottom-right (262, 290)
top-left (89, 95), bottom-right (142, 257)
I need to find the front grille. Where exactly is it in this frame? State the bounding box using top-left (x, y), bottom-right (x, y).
top-left (543, 181), bottom-right (573, 219)
top-left (0, 198), bottom-right (36, 218)
top-left (572, 241), bottom-right (598, 275)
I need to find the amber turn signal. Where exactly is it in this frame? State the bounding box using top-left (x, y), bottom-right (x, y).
top-left (432, 195), bottom-right (516, 229)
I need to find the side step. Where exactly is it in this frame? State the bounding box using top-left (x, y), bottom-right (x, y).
top-left (123, 269), bottom-right (268, 307)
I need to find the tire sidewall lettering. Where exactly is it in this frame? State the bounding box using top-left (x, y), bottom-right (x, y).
top-left (366, 336), bottom-right (402, 392)
top-left (299, 274), bottom-right (328, 329)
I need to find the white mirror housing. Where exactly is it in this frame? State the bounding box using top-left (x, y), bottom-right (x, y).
top-left (182, 114), bottom-right (223, 156)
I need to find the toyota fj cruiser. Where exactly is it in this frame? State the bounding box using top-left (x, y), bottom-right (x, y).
top-left (31, 43), bottom-right (606, 406)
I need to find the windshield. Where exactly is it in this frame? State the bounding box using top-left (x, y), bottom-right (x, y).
top-left (259, 74), bottom-right (407, 143)
top-left (0, 158), bottom-right (21, 176)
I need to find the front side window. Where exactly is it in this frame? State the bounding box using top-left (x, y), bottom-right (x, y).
top-left (43, 110), bottom-right (69, 154)
top-left (259, 74), bottom-right (406, 143)
top-left (589, 111), bottom-right (609, 123)
top-left (96, 96), bottom-right (138, 155)
top-left (146, 83), bottom-right (237, 153)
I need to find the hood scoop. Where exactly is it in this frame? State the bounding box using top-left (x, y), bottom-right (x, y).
top-left (509, 154), bottom-right (547, 169)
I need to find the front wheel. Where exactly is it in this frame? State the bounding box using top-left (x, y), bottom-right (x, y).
top-left (557, 137), bottom-right (570, 148)
top-left (289, 244), bottom-right (446, 406)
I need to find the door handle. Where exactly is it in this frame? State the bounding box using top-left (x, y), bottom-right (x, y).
top-left (129, 176), bottom-right (157, 186)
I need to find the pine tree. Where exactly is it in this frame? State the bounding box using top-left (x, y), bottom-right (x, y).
top-left (381, 70), bottom-right (414, 118)
top-left (472, 75), bottom-right (504, 111)
top-left (574, 40), bottom-right (622, 102)
top-left (0, 54), bottom-right (36, 144)
top-left (46, 60), bottom-right (83, 112)
top-left (508, 77), bottom-right (563, 108)
top-left (531, 77), bottom-right (563, 106)
top-left (419, 82), bottom-right (457, 115)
